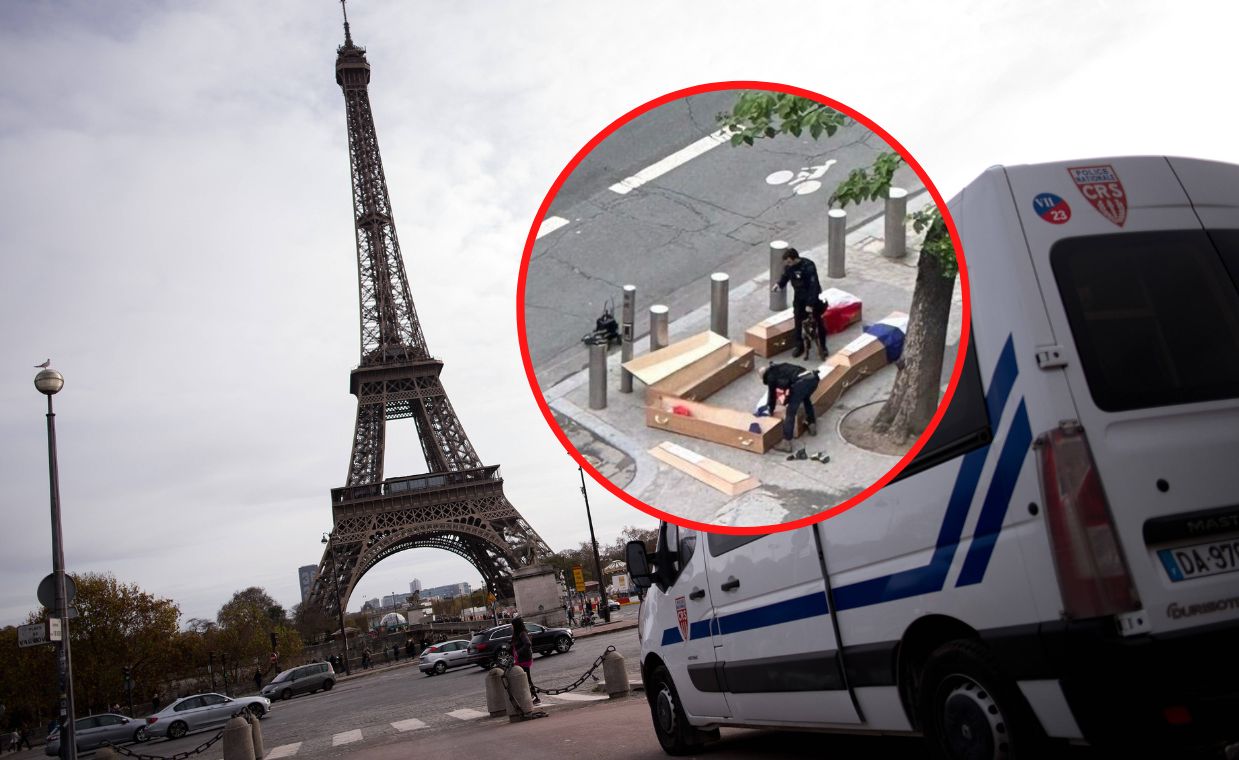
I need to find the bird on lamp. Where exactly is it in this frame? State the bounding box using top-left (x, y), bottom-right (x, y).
top-left (34, 359), bottom-right (51, 368)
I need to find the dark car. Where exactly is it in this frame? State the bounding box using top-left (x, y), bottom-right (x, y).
top-left (467, 622), bottom-right (574, 668)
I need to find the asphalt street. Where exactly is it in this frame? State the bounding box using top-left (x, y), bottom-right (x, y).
top-left (524, 89), bottom-right (921, 389)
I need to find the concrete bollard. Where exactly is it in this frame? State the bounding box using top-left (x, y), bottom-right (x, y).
top-left (222, 715), bottom-right (255, 760)
top-left (588, 341), bottom-right (607, 410)
top-left (884, 187), bottom-right (908, 259)
top-left (505, 666), bottom-right (535, 721)
top-left (709, 273), bottom-right (729, 337)
top-left (827, 208), bottom-right (847, 278)
top-left (248, 711), bottom-right (264, 760)
top-left (649, 305), bottom-right (669, 351)
top-left (769, 240), bottom-right (790, 310)
top-left (619, 284), bottom-right (636, 393)
top-left (602, 650), bottom-right (631, 698)
top-left (96, 748), bottom-right (115, 760)
top-left (485, 667), bottom-right (507, 716)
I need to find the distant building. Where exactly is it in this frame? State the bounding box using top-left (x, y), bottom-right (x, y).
top-left (410, 579), bottom-right (422, 594)
top-left (382, 593), bottom-right (409, 609)
top-left (423, 582), bottom-right (471, 599)
top-left (297, 565), bottom-right (317, 604)
top-left (366, 597), bottom-right (380, 610)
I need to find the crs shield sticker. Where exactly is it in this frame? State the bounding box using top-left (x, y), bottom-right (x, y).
top-left (1068, 165), bottom-right (1127, 226)
top-left (1032, 192), bottom-right (1071, 224)
top-left (675, 595), bottom-right (689, 641)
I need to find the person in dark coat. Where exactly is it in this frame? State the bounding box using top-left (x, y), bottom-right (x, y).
top-left (509, 617), bottom-right (539, 705)
top-left (773, 246), bottom-right (828, 359)
top-left (253, 668), bottom-right (263, 693)
top-left (761, 362), bottom-right (820, 452)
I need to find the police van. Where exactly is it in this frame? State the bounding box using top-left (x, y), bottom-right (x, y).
top-left (625, 157), bottom-right (1239, 758)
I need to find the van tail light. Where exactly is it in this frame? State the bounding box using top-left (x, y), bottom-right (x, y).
top-left (1036, 422), bottom-right (1140, 618)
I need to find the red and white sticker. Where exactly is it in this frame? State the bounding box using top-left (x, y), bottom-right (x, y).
top-left (1068, 164), bottom-right (1127, 226)
top-left (675, 595), bottom-right (689, 642)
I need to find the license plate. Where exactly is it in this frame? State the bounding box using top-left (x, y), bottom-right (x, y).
top-left (1158, 538), bottom-right (1239, 582)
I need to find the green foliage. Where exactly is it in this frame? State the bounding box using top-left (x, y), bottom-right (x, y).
top-left (717, 92), bottom-right (847, 146)
top-left (910, 207), bottom-right (958, 278)
top-left (829, 151), bottom-right (904, 208)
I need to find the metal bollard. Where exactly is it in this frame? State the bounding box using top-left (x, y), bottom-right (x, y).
top-left (769, 240), bottom-right (790, 310)
top-left (588, 341), bottom-right (607, 410)
top-left (709, 273), bottom-right (729, 337)
top-left (827, 208), bottom-right (847, 278)
top-left (649, 305), bottom-right (669, 351)
top-left (485, 667), bottom-right (507, 716)
top-left (884, 187), bottom-right (908, 259)
top-left (619, 284), bottom-right (636, 393)
top-left (602, 650), bottom-right (631, 698)
top-left (222, 715), bottom-right (255, 760)
top-left (248, 711), bottom-right (264, 760)
top-left (505, 666), bottom-right (535, 721)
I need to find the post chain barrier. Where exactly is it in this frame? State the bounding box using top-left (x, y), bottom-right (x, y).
top-left (533, 645), bottom-right (615, 696)
top-left (108, 708), bottom-right (249, 760)
top-left (499, 667), bottom-right (545, 721)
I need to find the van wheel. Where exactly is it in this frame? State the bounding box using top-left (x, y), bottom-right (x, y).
top-left (322, 679), bottom-right (334, 691)
top-left (648, 664), bottom-right (718, 755)
top-left (280, 688), bottom-right (292, 701)
top-left (918, 640), bottom-right (1044, 760)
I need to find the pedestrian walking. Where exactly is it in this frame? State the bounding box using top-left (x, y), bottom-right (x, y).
top-left (361, 648), bottom-right (371, 670)
top-left (405, 639), bottom-right (415, 659)
top-left (772, 246), bottom-right (828, 359)
top-left (151, 693), bottom-right (161, 713)
top-left (14, 727), bottom-right (32, 751)
top-left (392, 644), bottom-right (400, 662)
top-left (760, 362), bottom-right (820, 453)
top-left (509, 617), bottom-right (539, 705)
top-left (253, 668), bottom-right (262, 693)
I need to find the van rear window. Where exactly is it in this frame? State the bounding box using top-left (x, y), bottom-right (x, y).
top-left (1050, 229), bottom-right (1239, 411)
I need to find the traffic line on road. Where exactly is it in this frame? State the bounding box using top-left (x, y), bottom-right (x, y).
top-left (266, 742), bottom-right (301, 759)
top-left (608, 128), bottom-right (730, 195)
top-left (446, 708), bottom-right (488, 720)
top-left (536, 215), bottom-right (570, 239)
top-left (391, 717), bottom-right (428, 732)
top-left (332, 729), bottom-right (363, 746)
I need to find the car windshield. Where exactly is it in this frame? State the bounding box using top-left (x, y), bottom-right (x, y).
top-left (270, 670), bottom-right (292, 683)
top-left (469, 633), bottom-right (487, 644)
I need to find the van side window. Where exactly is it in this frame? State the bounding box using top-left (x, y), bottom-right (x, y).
top-left (653, 523), bottom-right (692, 591)
top-left (707, 533), bottom-right (763, 556)
top-left (892, 329), bottom-right (991, 481)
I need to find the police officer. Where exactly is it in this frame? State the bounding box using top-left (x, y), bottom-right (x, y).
top-left (772, 247), bottom-right (828, 359)
top-left (760, 362), bottom-right (819, 452)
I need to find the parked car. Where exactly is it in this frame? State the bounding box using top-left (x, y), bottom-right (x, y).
top-left (45, 713), bottom-right (148, 756)
top-left (145, 693), bottom-right (270, 739)
top-left (467, 622), bottom-right (573, 668)
top-left (607, 599), bottom-right (621, 612)
top-left (417, 639), bottom-right (478, 675)
top-left (261, 661), bottom-right (336, 700)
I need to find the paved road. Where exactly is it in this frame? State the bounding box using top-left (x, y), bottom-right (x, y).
top-left (524, 89), bottom-right (921, 389)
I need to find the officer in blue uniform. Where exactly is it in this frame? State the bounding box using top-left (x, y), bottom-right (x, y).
top-left (773, 247), bottom-right (828, 359)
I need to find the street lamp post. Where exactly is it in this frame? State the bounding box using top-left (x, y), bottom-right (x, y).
top-left (35, 366), bottom-right (77, 760)
top-left (321, 533), bottom-right (352, 675)
top-left (577, 466), bottom-right (611, 623)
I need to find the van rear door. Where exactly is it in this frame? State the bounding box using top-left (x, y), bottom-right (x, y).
top-left (1005, 157), bottom-right (1239, 634)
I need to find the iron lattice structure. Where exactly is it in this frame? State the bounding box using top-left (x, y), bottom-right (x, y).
top-left (306, 13), bottom-right (549, 617)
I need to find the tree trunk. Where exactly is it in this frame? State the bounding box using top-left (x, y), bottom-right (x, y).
top-left (871, 247), bottom-right (956, 444)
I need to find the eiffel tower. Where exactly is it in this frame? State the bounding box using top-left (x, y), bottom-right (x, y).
top-left (306, 6), bottom-right (549, 617)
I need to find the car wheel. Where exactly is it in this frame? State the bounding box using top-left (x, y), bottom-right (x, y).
top-left (133, 727), bottom-right (149, 743)
top-left (918, 639), bottom-right (1045, 760)
top-left (280, 688), bottom-right (292, 701)
top-left (167, 721), bottom-right (188, 740)
top-left (434, 661), bottom-right (447, 674)
top-left (555, 636), bottom-right (572, 654)
top-left (322, 679), bottom-right (334, 691)
top-left (246, 703), bottom-right (266, 719)
top-left (497, 652), bottom-right (514, 669)
top-left (648, 663), bottom-right (718, 755)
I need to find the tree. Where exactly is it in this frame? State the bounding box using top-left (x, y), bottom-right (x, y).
top-left (216, 587), bottom-right (303, 681)
top-left (718, 92), bottom-right (959, 445)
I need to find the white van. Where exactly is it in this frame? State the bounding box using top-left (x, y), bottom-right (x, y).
top-left (625, 156), bottom-right (1239, 759)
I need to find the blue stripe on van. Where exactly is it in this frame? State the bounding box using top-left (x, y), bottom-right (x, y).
top-left (658, 334), bottom-right (1024, 644)
top-left (955, 401), bottom-right (1033, 587)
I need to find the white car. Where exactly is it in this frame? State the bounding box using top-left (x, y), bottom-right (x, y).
top-left (417, 639), bottom-right (477, 675)
top-left (145, 693), bottom-right (270, 739)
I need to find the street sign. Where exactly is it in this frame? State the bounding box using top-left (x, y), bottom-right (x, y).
top-left (37, 573), bottom-right (77, 609)
top-left (572, 566), bottom-right (586, 593)
top-left (17, 620), bottom-right (58, 648)
top-left (47, 617), bottom-right (62, 641)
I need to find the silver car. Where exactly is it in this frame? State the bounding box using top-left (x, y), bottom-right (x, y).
top-left (261, 662), bottom-right (336, 700)
top-left (44, 713), bottom-right (149, 755)
top-left (145, 693), bottom-right (270, 739)
top-left (417, 639), bottom-right (477, 675)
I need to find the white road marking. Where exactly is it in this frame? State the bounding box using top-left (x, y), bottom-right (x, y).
top-left (540, 691), bottom-right (608, 702)
top-left (331, 729), bottom-right (363, 746)
top-left (536, 216), bottom-right (570, 239)
top-left (391, 717), bottom-right (428, 732)
top-left (266, 743), bottom-right (302, 759)
top-left (608, 129), bottom-right (730, 195)
top-left (766, 169), bottom-right (795, 185)
top-left (446, 708), bottom-right (488, 720)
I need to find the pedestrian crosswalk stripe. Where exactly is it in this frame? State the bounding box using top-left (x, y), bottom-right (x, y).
top-left (266, 742), bottom-right (301, 758)
top-left (332, 729), bottom-right (363, 746)
top-left (391, 718), bottom-right (428, 732)
top-left (446, 708), bottom-right (488, 720)
top-left (542, 692), bottom-right (608, 702)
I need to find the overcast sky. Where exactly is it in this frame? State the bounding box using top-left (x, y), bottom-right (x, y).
top-left (2, 1), bottom-right (1234, 627)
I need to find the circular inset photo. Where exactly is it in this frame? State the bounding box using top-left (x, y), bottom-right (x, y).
top-left (518, 82), bottom-right (968, 532)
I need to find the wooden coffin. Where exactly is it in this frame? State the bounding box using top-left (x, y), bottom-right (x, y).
top-left (646, 396), bottom-right (783, 454)
top-left (648, 441), bottom-right (759, 496)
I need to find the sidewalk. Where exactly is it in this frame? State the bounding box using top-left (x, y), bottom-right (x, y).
top-left (545, 194), bottom-right (964, 527)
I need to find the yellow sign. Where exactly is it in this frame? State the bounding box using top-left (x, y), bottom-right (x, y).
top-left (572, 566), bottom-right (586, 592)
top-left (487, 593), bottom-right (496, 603)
